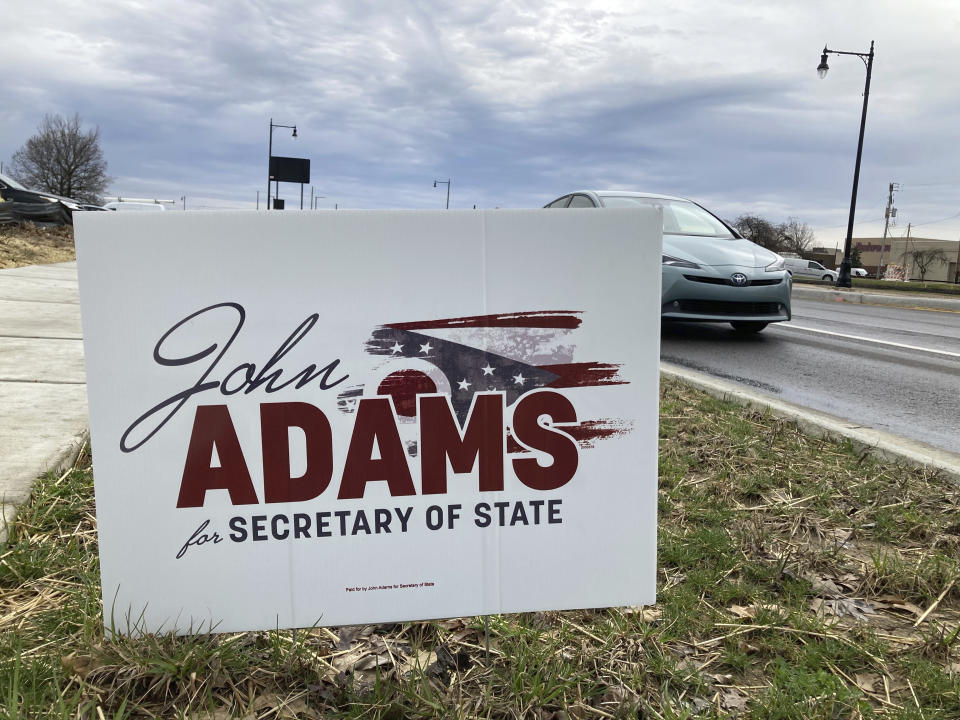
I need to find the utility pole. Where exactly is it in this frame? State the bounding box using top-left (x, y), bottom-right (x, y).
top-left (955, 233), bottom-right (960, 284)
top-left (876, 182), bottom-right (898, 278)
top-left (901, 223), bottom-right (912, 281)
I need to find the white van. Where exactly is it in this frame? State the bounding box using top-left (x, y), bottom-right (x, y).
top-left (783, 257), bottom-right (838, 283)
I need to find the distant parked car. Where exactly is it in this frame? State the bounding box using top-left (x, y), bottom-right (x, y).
top-left (0, 172), bottom-right (104, 225)
top-left (783, 257), bottom-right (838, 283)
top-left (543, 190), bottom-right (791, 333)
top-left (851, 267), bottom-right (868, 277)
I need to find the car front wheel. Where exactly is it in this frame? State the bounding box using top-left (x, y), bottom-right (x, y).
top-left (731, 321), bottom-right (768, 333)
top-left (822, 274), bottom-right (834, 282)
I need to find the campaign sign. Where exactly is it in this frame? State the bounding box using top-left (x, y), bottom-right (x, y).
top-left (74, 208), bottom-right (662, 635)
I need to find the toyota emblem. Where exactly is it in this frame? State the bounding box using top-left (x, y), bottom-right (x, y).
top-left (730, 273), bottom-right (748, 286)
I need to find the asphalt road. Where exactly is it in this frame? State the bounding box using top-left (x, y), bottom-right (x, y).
top-left (660, 299), bottom-right (960, 454)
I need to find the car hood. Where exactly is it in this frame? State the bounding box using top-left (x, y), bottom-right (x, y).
top-left (664, 234), bottom-right (779, 269)
top-left (41, 191), bottom-right (86, 206)
top-left (5, 187), bottom-right (84, 205)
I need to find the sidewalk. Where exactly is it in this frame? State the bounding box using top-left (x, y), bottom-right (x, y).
top-left (792, 282), bottom-right (960, 311)
top-left (0, 261), bottom-right (87, 543)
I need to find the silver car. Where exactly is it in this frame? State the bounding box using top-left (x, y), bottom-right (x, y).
top-left (544, 190), bottom-right (791, 333)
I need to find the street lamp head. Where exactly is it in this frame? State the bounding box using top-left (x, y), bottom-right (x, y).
top-left (817, 50), bottom-right (830, 79)
top-left (291, 126), bottom-right (298, 138)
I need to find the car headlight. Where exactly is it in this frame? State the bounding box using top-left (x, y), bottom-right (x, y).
top-left (765, 256), bottom-right (785, 272)
top-left (662, 255), bottom-right (701, 269)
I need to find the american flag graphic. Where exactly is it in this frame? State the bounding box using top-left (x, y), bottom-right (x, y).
top-left (338, 310), bottom-right (632, 453)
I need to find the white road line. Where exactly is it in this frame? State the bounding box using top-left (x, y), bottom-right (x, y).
top-left (779, 323), bottom-right (960, 359)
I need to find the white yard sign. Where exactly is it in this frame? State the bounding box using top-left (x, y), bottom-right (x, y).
top-left (74, 208), bottom-right (662, 634)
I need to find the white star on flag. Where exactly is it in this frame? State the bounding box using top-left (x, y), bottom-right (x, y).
top-left (513, 373), bottom-right (525, 385)
top-left (481, 364), bottom-right (495, 376)
top-left (390, 342), bottom-right (403, 354)
top-left (457, 378), bottom-right (471, 391)
top-left (419, 341), bottom-right (433, 354)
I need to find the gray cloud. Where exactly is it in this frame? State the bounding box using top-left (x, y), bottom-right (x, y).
top-left (2, 0), bottom-right (959, 244)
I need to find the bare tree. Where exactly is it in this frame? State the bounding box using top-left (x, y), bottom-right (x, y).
top-left (8, 113), bottom-right (110, 204)
top-left (733, 214), bottom-right (783, 252)
top-left (909, 248), bottom-right (948, 281)
top-left (778, 217), bottom-right (815, 256)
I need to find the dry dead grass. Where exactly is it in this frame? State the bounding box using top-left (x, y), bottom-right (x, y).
top-left (0, 223), bottom-right (75, 268)
top-left (1, 380), bottom-right (958, 718)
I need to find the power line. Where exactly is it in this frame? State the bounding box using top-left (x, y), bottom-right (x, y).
top-left (816, 216), bottom-right (886, 231)
top-left (904, 209), bottom-right (960, 228)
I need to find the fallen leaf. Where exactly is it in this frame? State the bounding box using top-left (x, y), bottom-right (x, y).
top-left (720, 690), bottom-right (749, 711)
top-left (399, 649), bottom-right (437, 675)
top-left (598, 684), bottom-right (635, 707)
top-left (331, 647), bottom-right (371, 672)
top-left (278, 698), bottom-right (318, 720)
top-left (804, 573), bottom-right (843, 598)
top-left (691, 697), bottom-right (712, 712)
top-left (822, 597), bottom-right (876, 621)
top-left (623, 605), bottom-right (662, 622)
top-left (707, 672), bottom-right (734, 684)
top-left (333, 624), bottom-right (375, 649)
top-left (827, 529), bottom-right (853, 546)
top-left (886, 674), bottom-right (910, 692)
top-left (890, 602), bottom-right (925, 618)
top-left (728, 603), bottom-right (786, 619)
top-left (876, 594), bottom-right (907, 604)
top-left (855, 673), bottom-right (881, 693)
top-left (449, 627), bottom-right (479, 644)
top-left (835, 571), bottom-right (859, 588)
top-left (354, 654), bottom-right (392, 671)
top-left (60, 653), bottom-right (97, 677)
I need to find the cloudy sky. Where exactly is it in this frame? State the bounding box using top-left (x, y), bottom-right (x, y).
top-left (2, 0), bottom-right (959, 247)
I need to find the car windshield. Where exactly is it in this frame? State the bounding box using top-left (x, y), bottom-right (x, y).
top-left (599, 196), bottom-right (734, 239)
top-left (0, 172), bottom-right (28, 191)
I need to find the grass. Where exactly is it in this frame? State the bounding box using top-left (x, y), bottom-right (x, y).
top-left (793, 275), bottom-right (960, 296)
top-left (851, 278), bottom-right (960, 296)
top-left (1, 378), bottom-right (959, 718)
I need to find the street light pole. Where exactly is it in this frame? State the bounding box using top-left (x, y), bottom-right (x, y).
top-left (817, 41), bottom-right (874, 288)
top-left (267, 118), bottom-right (297, 210)
top-left (433, 178), bottom-right (451, 209)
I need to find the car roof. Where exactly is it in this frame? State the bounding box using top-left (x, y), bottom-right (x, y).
top-left (578, 190), bottom-right (690, 203)
top-left (103, 201), bottom-right (165, 211)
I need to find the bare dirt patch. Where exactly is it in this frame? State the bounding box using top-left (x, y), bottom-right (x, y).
top-left (0, 223), bottom-right (75, 268)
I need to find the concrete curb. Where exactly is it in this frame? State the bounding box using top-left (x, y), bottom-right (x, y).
top-left (661, 363), bottom-right (960, 484)
top-left (0, 428), bottom-right (89, 545)
top-left (792, 284), bottom-right (960, 311)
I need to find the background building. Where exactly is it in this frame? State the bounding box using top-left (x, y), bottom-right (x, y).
top-left (825, 237), bottom-right (959, 282)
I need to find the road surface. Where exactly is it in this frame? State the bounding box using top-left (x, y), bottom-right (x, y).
top-left (660, 299), bottom-right (960, 454)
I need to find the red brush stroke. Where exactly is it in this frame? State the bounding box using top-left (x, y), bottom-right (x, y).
top-left (507, 418), bottom-right (633, 453)
top-left (387, 310), bottom-right (582, 331)
top-left (540, 362), bottom-right (626, 388)
top-left (565, 420), bottom-right (634, 449)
